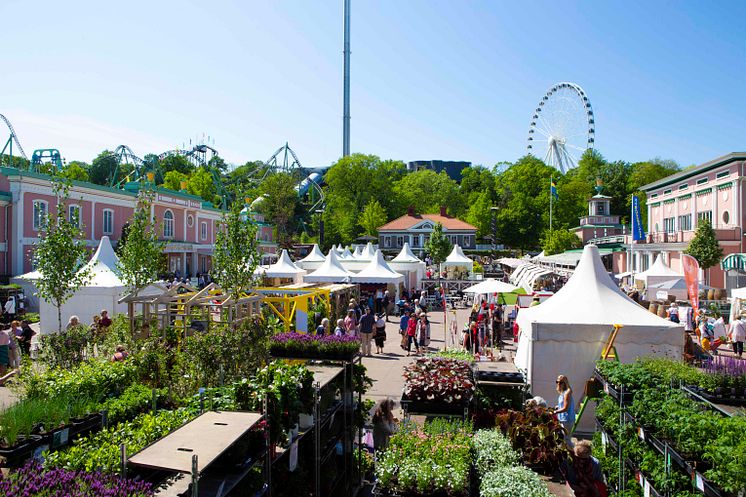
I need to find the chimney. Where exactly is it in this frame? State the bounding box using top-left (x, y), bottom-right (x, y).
top-left (407, 205), bottom-right (415, 216)
top-left (440, 206), bottom-right (447, 217)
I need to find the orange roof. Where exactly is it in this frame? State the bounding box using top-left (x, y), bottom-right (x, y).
top-left (378, 213), bottom-right (477, 232)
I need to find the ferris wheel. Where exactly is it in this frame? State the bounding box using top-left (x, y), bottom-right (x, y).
top-left (526, 82), bottom-right (595, 173)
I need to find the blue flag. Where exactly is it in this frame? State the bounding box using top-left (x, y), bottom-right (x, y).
top-left (550, 178), bottom-right (558, 200)
top-left (631, 195), bottom-right (646, 241)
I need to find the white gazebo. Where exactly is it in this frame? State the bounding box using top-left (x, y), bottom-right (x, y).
top-left (258, 249), bottom-right (306, 284)
top-left (352, 250), bottom-right (405, 285)
top-left (442, 244), bottom-right (472, 279)
top-left (463, 279), bottom-right (518, 295)
top-left (514, 245), bottom-right (684, 432)
top-left (304, 250), bottom-right (354, 283)
top-left (389, 243), bottom-right (426, 291)
top-left (39, 236), bottom-right (129, 334)
top-left (357, 242), bottom-right (376, 261)
top-left (296, 244), bottom-right (326, 271)
top-left (634, 254), bottom-right (682, 286)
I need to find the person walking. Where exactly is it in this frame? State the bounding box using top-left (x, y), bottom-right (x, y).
top-left (0, 327), bottom-right (16, 375)
top-left (554, 375), bottom-right (576, 448)
top-left (344, 309), bottom-right (358, 336)
top-left (374, 313), bottom-right (387, 354)
top-left (383, 290), bottom-right (391, 322)
top-left (372, 398), bottom-right (398, 452)
top-left (99, 309), bottom-right (112, 328)
top-left (667, 302), bottom-right (680, 323)
top-left (564, 440), bottom-right (607, 497)
top-left (406, 313), bottom-right (418, 356)
top-left (730, 313), bottom-right (746, 358)
top-left (399, 309), bottom-right (410, 351)
top-left (417, 313), bottom-right (430, 353)
top-left (18, 320), bottom-right (35, 356)
top-left (359, 307), bottom-right (375, 357)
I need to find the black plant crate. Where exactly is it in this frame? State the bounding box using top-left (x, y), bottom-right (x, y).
top-left (687, 385), bottom-right (746, 407)
top-left (0, 435), bottom-right (42, 468)
top-left (400, 393), bottom-right (470, 416)
top-left (269, 348), bottom-right (358, 361)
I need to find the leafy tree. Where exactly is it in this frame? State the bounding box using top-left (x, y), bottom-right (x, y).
top-left (465, 191), bottom-right (494, 237)
top-left (117, 191), bottom-right (165, 295)
top-left (392, 170), bottom-right (464, 217)
top-left (628, 159), bottom-right (680, 227)
top-left (212, 200), bottom-right (260, 304)
top-left (207, 155), bottom-right (228, 173)
top-left (33, 181), bottom-right (92, 332)
top-left (187, 167), bottom-right (218, 203)
top-left (162, 170), bottom-right (188, 191)
top-left (88, 150), bottom-right (119, 186)
top-left (159, 155), bottom-right (194, 176)
top-left (684, 219), bottom-right (723, 270)
top-left (359, 199), bottom-right (388, 236)
top-left (460, 165), bottom-right (497, 205)
top-left (57, 161), bottom-right (90, 182)
top-left (259, 172), bottom-right (299, 245)
top-left (541, 229), bottom-right (582, 256)
top-left (425, 223), bottom-right (452, 265)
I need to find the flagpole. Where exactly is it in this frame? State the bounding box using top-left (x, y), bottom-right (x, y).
top-left (630, 195), bottom-right (635, 280)
top-left (550, 176), bottom-right (553, 231)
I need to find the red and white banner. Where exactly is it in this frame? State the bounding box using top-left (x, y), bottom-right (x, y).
top-left (681, 254), bottom-right (700, 315)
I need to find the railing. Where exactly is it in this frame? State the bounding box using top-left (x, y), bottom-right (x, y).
top-left (645, 227), bottom-right (741, 244)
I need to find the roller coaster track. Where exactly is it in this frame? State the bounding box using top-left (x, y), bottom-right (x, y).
top-left (0, 113), bottom-right (29, 161)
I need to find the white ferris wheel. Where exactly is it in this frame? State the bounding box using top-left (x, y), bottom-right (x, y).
top-left (526, 82), bottom-right (595, 173)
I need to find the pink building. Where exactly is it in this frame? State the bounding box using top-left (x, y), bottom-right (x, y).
top-left (625, 152), bottom-right (746, 288)
top-left (0, 166), bottom-right (277, 279)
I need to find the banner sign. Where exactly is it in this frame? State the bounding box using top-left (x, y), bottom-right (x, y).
top-left (682, 254), bottom-right (700, 315)
top-left (631, 195), bottom-right (646, 241)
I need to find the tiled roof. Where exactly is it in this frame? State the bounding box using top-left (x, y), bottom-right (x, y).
top-left (378, 213), bottom-right (477, 231)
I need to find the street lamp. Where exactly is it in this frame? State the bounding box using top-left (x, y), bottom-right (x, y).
top-left (490, 207), bottom-right (499, 254)
top-left (315, 209), bottom-right (325, 249)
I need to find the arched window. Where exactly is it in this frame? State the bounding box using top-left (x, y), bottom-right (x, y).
top-left (163, 210), bottom-right (174, 238)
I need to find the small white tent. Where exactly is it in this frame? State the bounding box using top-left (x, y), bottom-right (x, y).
top-left (635, 254), bottom-right (682, 286)
top-left (339, 246), bottom-right (354, 259)
top-left (39, 236), bottom-right (129, 334)
top-left (443, 245), bottom-right (472, 266)
top-left (357, 242), bottom-right (376, 261)
top-left (305, 250), bottom-right (353, 283)
top-left (351, 245), bottom-right (364, 259)
top-left (389, 243), bottom-right (426, 291)
top-left (514, 245), bottom-right (684, 432)
top-left (260, 249), bottom-right (306, 283)
top-left (463, 279), bottom-right (518, 295)
top-left (352, 250), bottom-right (405, 284)
top-left (296, 244), bottom-right (326, 271)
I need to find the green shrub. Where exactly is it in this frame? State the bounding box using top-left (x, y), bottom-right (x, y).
top-left (480, 465), bottom-right (552, 497)
top-left (99, 384), bottom-right (168, 425)
top-left (21, 360), bottom-right (137, 401)
top-left (473, 429), bottom-right (519, 473)
top-left (39, 325), bottom-right (93, 369)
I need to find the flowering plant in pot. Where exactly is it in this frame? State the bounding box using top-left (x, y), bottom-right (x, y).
top-left (269, 332), bottom-right (360, 359)
top-left (402, 357), bottom-right (474, 405)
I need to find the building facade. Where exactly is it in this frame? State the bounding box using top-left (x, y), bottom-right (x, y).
top-left (572, 184), bottom-right (626, 244)
top-left (627, 152), bottom-right (746, 288)
top-left (0, 167), bottom-right (276, 279)
top-left (378, 207), bottom-right (477, 255)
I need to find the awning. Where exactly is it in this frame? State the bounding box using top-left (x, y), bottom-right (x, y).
top-left (721, 253), bottom-right (746, 272)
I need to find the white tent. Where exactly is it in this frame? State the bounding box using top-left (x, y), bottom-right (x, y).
top-left (514, 245), bottom-right (684, 432)
top-left (304, 250), bottom-right (354, 283)
top-left (442, 245), bottom-right (472, 266)
top-left (352, 250), bottom-right (405, 284)
top-left (260, 249), bottom-right (306, 283)
top-left (463, 279), bottom-right (518, 294)
top-left (389, 243), bottom-right (426, 291)
top-left (39, 236), bottom-right (130, 334)
top-left (351, 245), bottom-right (364, 259)
top-left (10, 270), bottom-right (42, 311)
top-left (356, 242), bottom-right (376, 261)
top-left (296, 244), bottom-right (326, 271)
top-left (635, 254), bottom-right (682, 285)
top-left (339, 246), bottom-right (354, 259)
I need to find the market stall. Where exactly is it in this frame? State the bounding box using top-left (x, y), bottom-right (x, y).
top-left (441, 245), bottom-right (472, 280)
top-left (634, 253), bottom-right (682, 287)
top-left (304, 250), bottom-right (354, 284)
top-left (351, 250), bottom-right (404, 303)
top-left (296, 244), bottom-right (326, 271)
top-left (256, 249), bottom-right (306, 285)
top-left (514, 245), bottom-right (684, 432)
top-left (388, 243), bottom-right (426, 292)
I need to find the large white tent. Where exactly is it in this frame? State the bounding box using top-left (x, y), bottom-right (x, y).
top-left (39, 236), bottom-right (129, 334)
top-left (442, 245), bottom-right (472, 266)
top-left (258, 249), bottom-right (306, 283)
top-left (389, 243), bottom-right (426, 291)
top-left (351, 250), bottom-right (405, 284)
top-left (357, 242), bottom-right (376, 261)
top-left (514, 245), bottom-right (684, 432)
top-left (304, 250), bottom-right (354, 283)
top-left (11, 269), bottom-right (42, 311)
top-left (296, 244), bottom-right (326, 271)
top-left (634, 254), bottom-right (682, 286)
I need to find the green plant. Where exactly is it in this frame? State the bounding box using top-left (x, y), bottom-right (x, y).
top-left (45, 408), bottom-right (195, 473)
top-left (0, 394), bottom-right (93, 447)
top-left (473, 429), bottom-right (519, 473)
top-left (480, 465), bottom-right (552, 497)
top-left (39, 325), bottom-right (93, 369)
top-left (23, 312), bottom-right (40, 324)
top-left (429, 348), bottom-right (474, 362)
top-left (20, 360), bottom-right (137, 401)
top-left (99, 384), bottom-right (168, 425)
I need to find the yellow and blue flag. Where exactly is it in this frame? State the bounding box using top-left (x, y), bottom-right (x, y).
top-left (550, 178), bottom-right (558, 200)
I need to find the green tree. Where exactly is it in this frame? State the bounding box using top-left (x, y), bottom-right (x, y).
top-left (460, 165), bottom-right (497, 205)
top-left (359, 199), bottom-right (388, 236)
top-left (465, 191), bottom-right (494, 237)
top-left (541, 229), bottom-right (582, 256)
top-left (33, 181), bottom-right (92, 332)
top-left (259, 172), bottom-right (299, 245)
top-left (425, 223), bottom-right (452, 265)
top-left (213, 200), bottom-right (260, 303)
top-left (392, 170), bottom-right (464, 217)
top-left (162, 170), bottom-right (188, 191)
top-left (628, 159), bottom-right (680, 227)
top-left (88, 150), bottom-right (119, 186)
top-left (117, 191), bottom-right (165, 295)
top-left (187, 167), bottom-right (218, 203)
top-left (159, 155), bottom-right (194, 176)
top-left (57, 161), bottom-right (90, 182)
top-left (684, 219), bottom-right (723, 271)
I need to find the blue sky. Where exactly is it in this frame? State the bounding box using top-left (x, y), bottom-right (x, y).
top-left (1, 1), bottom-right (745, 170)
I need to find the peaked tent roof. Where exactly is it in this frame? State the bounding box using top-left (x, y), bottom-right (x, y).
top-left (352, 250), bottom-right (405, 284)
top-left (340, 247), bottom-right (353, 259)
top-left (463, 279), bottom-right (518, 294)
top-left (305, 250), bottom-right (354, 283)
top-left (391, 242), bottom-right (422, 263)
top-left (264, 250), bottom-right (306, 278)
top-left (299, 244), bottom-right (326, 263)
top-left (634, 254), bottom-right (682, 283)
top-left (357, 242), bottom-right (376, 261)
top-left (352, 245), bottom-right (364, 259)
top-left (517, 245), bottom-right (681, 328)
top-left (81, 236), bottom-right (125, 288)
top-left (443, 245), bottom-right (472, 266)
